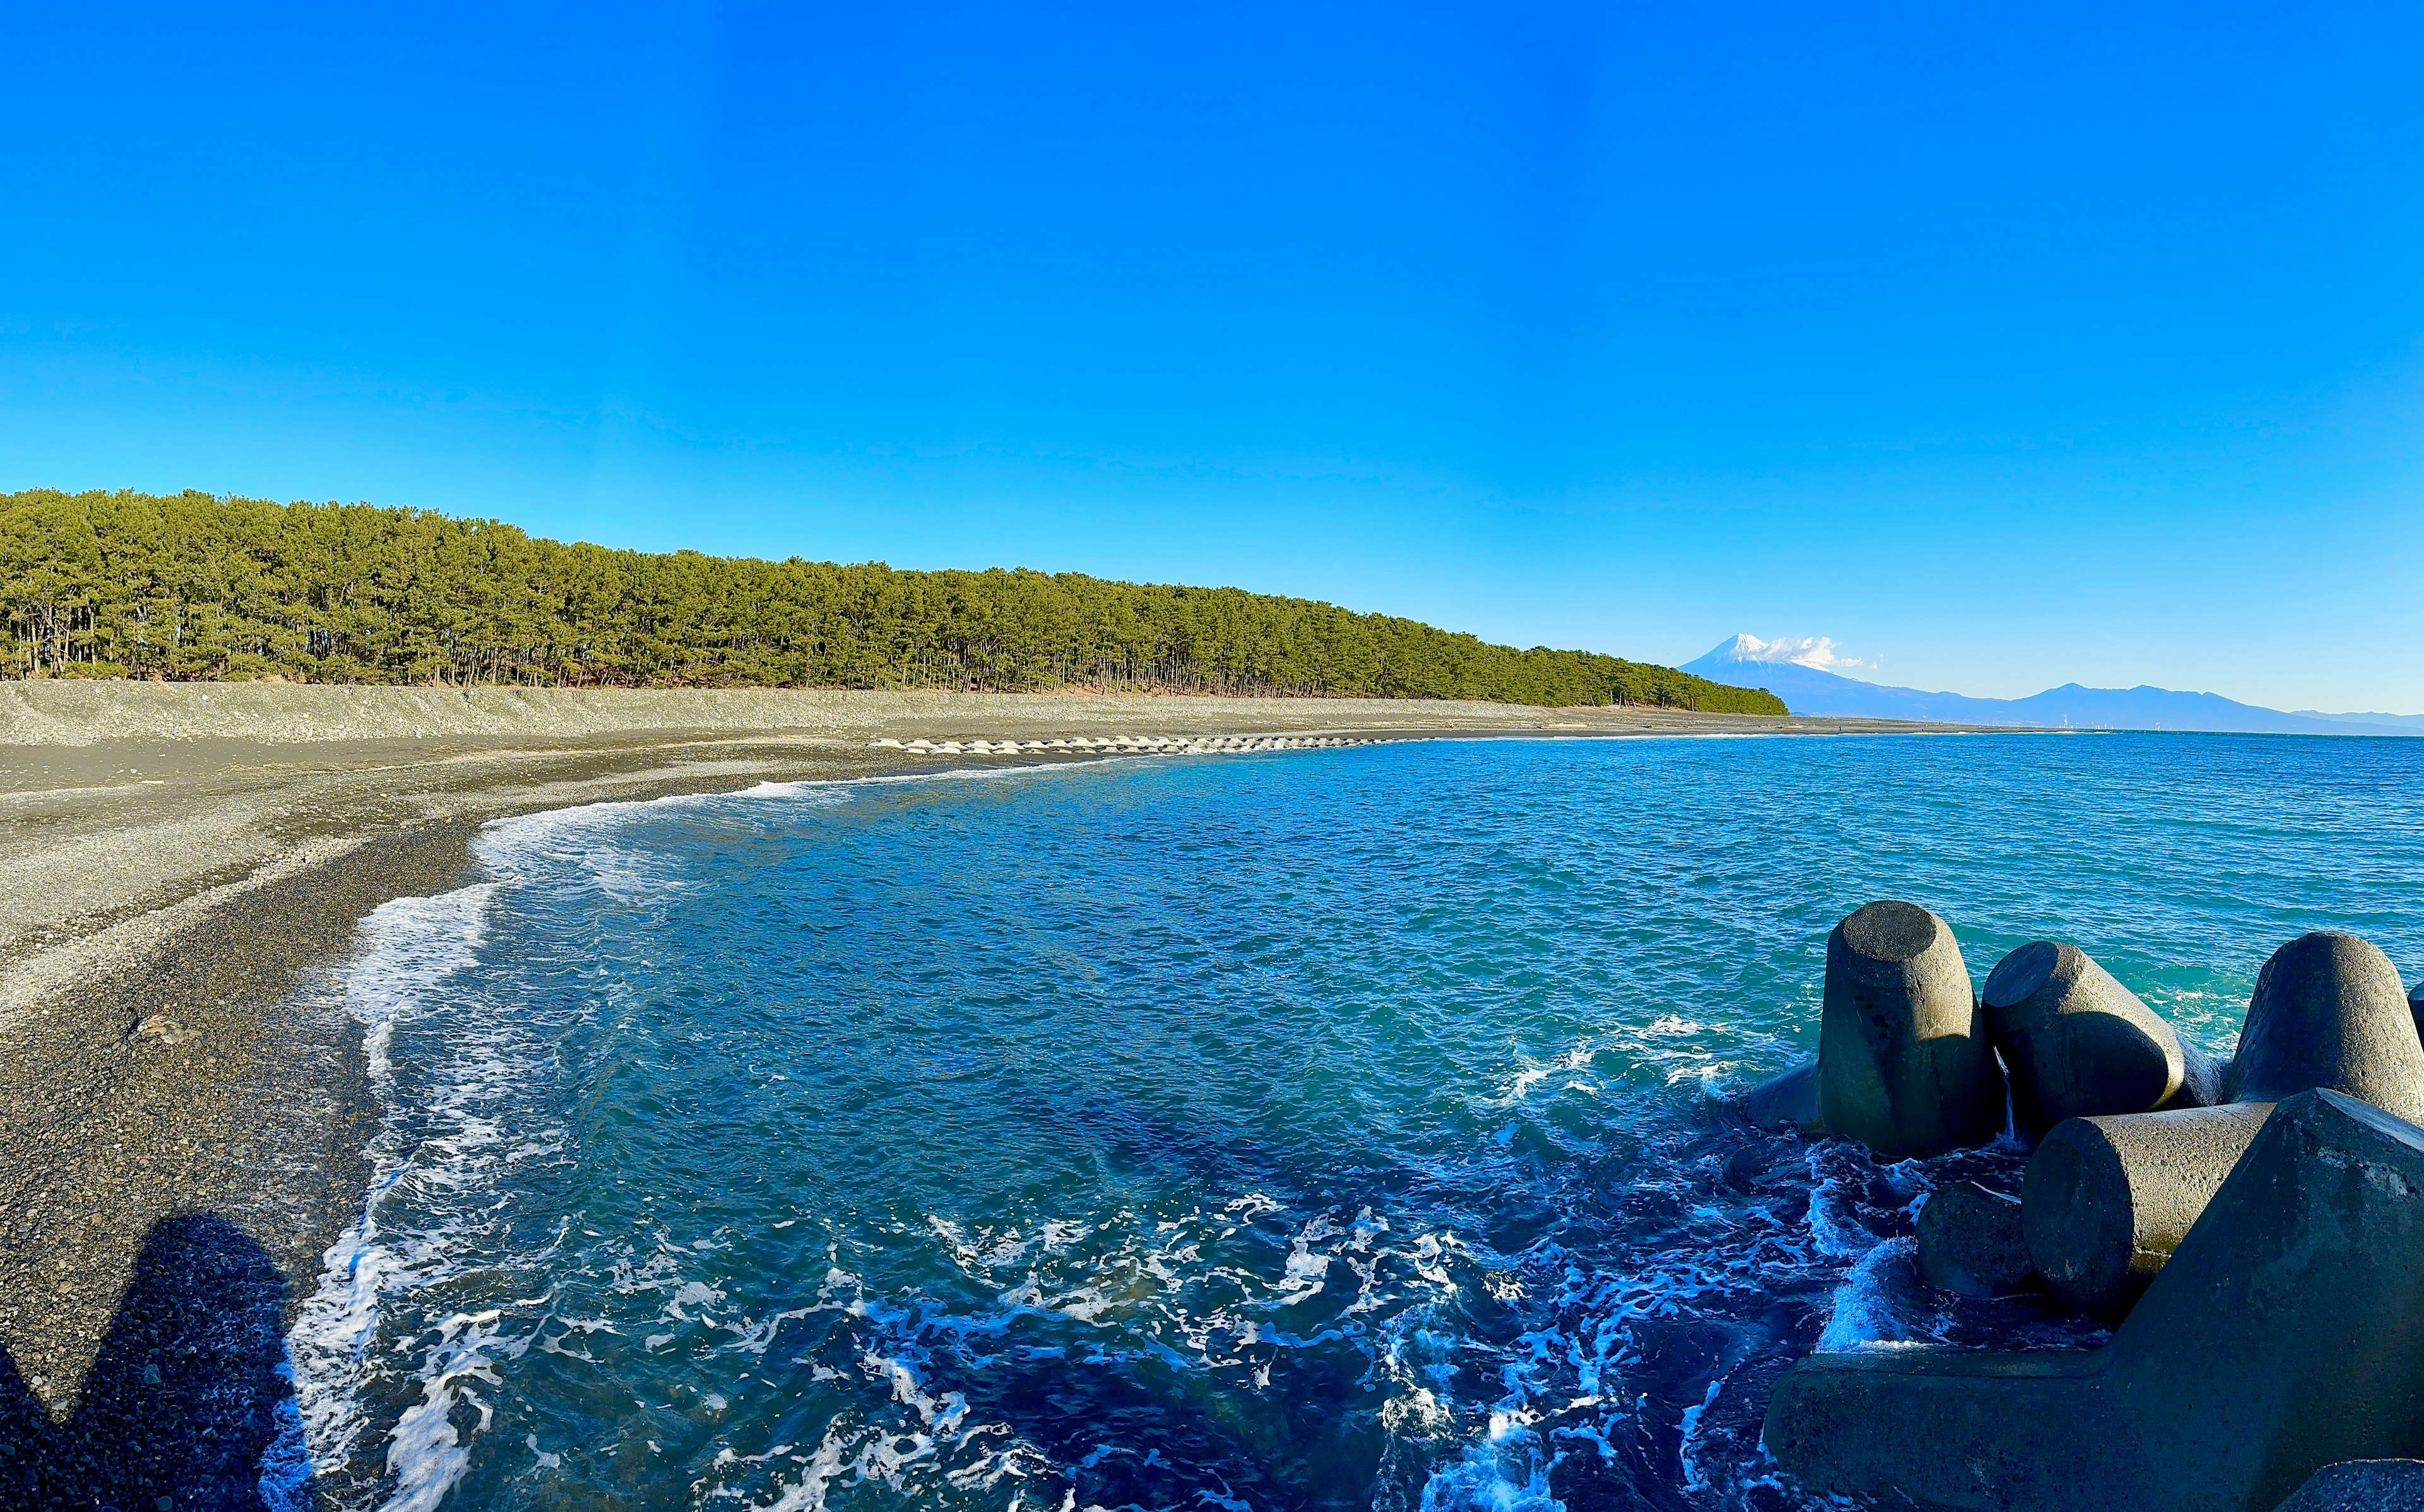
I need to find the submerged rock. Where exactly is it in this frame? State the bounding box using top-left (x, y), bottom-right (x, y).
top-left (2226, 932), bottom-right (2424, 1121)
top-left (1738, 1060), bottom-right (1824, 1134)
top-left (2021, 1101), bottom-right (2272, 1316)
top-left (2276, 1460), bottom-right (2424, 1512)
top-left (1766, 1090), bottom-right (2424, 1512)
top-left (1915, 1180), bottom-right (2031, 1298)
top-left (1983, 942), bottom-right (2197, 1137)
top-left (1817, 901), bottom-right (2004, 1160)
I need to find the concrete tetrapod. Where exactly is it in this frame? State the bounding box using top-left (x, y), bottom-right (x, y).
top-left (1915, 1180), bottom-right (2033, 1299)
top-left (2224, 932), bottom-right (2424, 1120)
top-left (2018, 931), bottom-right (2424, 1316)
top-left (1738, 1061), bottom-right (1824, 1134)
top-left (2021, 1101), bottom-right (2272, 1316)
top-left (1817, 901), bottom-right (2004, 1159)
top-left (1764, 1090), bottom-right (2424, 1512)
top-left (1982, 942), bottom-right (2204, 1138)
top-left (2409, 978), bottom-right (2424, 1056)
top-left (2273, 1461), bottom-right (2424, 1512)
top-left (2160, 1041), bottom-right (2228, 1112)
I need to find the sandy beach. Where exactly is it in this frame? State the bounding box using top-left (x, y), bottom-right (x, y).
top-left (0, 682), bottom-right (1967, 1487)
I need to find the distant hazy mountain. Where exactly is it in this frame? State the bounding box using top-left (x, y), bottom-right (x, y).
top-left (1680, 635), bottom-right (2420, 735)
top-left (2295, 709), bottom-right (2424, 732)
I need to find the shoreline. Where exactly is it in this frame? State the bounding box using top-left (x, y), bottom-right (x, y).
top-left (0, 685), bottom-right (1988, 1463)
top-left (0, 682), bottom-right (1809, 748)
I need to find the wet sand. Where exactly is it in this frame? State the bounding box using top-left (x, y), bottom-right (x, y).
top-left (0, 683), bottom-right (1979, 1503)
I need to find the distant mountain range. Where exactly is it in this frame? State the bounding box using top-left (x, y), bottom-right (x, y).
top-left (1680, 635), bottom-right (2421, 736)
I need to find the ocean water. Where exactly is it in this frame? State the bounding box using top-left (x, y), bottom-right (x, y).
top-left (273, 733), bottom-right (2424, 1512)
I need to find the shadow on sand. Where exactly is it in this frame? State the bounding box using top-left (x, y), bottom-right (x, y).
top-left (0, 1214), bottom-right (295, 1512)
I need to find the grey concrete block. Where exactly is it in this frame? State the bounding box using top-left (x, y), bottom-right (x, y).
top-left (1817, 901), bottom-right (2005, 1159)
top-left (1739, 1060), bottom-right (1824, 1134)
top-left (1916, 1179), bottom-right (2032, 1298)
top-left (2020, 933), bottom-right (2424, 1317)
top-left (1764, 1090), bottom-right (2424, 1512)
top-left (2273, 1460), bottom-right (2424, 1512)
top-left (2021, 1101), bottom-right (2272, 1316)
top-left (1984, 941), bottom-right (2193, 1137)
top-left (2161, 1039), bottom-right (2227, 1111)
top-left (2226, 932), bottom-right (2424, 1121)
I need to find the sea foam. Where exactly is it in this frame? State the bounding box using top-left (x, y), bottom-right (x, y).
top-left (275, 882), bottom-right (502, 1509)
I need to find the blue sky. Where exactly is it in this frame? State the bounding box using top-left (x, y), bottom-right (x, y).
top-left (5, 3), bottom-right (2421, 711)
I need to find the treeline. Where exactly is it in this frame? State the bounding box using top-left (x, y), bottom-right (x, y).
top-left (1, 489), bottom-right (1785, 712)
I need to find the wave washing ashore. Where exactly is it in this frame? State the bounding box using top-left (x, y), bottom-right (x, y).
top-left (266, 734), bottom-right (2424, 1510)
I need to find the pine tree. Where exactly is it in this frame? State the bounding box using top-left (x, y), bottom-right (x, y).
top-left (0, 488), bottom-right (1787, 714)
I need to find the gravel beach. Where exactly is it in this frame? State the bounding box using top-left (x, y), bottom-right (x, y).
top-left (0, 683), bottom-right (1954, 1506)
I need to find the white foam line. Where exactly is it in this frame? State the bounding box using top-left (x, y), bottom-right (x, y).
top-left (465, 725), bottom-right (1421, 876)
top-left (473, 752), bottom-right (1103, 858)
top-left (1676, 1376), bottom-right (1724, 1492)
top-left (276, 765), bottom-right (1077, 1508)
top-left (270, 881), bottom-right (502, 1510)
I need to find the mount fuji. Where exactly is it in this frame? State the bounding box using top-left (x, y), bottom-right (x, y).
top-left (1679, 635), bottom-right (2419, 736)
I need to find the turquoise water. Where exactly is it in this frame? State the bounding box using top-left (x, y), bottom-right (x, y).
top-left (276, 733), bottom-right (2424, 1512)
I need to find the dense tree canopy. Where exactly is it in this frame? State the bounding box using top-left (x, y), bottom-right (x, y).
top-left (1, 489), bottom-right (1785, 712)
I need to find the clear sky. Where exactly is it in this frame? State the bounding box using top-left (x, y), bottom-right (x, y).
top-left (6, 3), bottom-right (2421, 711)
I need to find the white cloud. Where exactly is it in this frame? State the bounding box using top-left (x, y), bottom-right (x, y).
top-left (1728, 633), bottom-right (1876, 671)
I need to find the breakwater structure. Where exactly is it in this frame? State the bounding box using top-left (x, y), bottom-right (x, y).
top-left (1739, 901), bottom-right (2424, 1512)
top-left (870, 733), bottom-right (1396, 757)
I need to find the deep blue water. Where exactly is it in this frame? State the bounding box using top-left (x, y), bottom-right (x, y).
top-left (276, 733), bottom-right (2424, 1512)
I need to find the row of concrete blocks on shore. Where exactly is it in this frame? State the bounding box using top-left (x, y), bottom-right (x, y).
top-left (869, 734), bottom-right (1390, 756)
top-left (1743, 904), bottom-right (2424, 1314)
top-left (1741, 901), bottom-right (2424, 1511)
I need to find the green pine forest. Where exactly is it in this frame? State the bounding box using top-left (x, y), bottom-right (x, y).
top-left (2, 488), bottom-right (1785, 713)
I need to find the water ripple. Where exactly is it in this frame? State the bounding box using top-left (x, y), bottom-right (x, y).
top-left (282, 734), bottom-right (2424, 1511)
